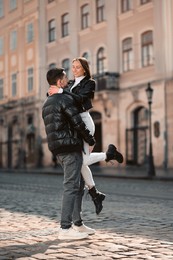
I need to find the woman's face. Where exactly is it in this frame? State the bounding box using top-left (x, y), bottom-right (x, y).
top-left (72, 60), bottom-right (85, 78)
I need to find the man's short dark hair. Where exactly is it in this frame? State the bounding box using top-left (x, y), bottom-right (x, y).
top-left (46, 68), bottom-right (64, 85)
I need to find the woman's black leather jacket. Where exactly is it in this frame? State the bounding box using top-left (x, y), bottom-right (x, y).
top-left (65, 76), bottom-right (96, 113)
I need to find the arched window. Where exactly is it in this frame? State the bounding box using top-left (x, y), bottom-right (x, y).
top-left (122, 37), bottom-right (133, 72)
top-left (141, 30), bottom-right (153, 67)
top-left (49, 63), bottom-right (56, 69)
top-left (82, 52), bottom-right (90, 63)
top-left (140, 0), bottom-right (151, 5)
top-left (97, 47), bottom-right (106, 74)
top-left (62, 58), bottom-right (70, 78)
top-left (126, 106), bottom-right (148, 165)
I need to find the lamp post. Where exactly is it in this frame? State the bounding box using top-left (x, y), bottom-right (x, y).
top-left (146, 82), bottom-right (155, 177)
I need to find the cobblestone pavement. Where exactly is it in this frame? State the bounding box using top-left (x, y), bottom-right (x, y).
top-left (0, 171), bottom-right (173, 260)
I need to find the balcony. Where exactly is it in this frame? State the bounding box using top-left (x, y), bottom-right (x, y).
top-left (93, 72), bottom-right (120, 91)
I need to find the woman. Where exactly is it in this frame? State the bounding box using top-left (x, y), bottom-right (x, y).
top-left (49, 57), bottom-right (123, 214)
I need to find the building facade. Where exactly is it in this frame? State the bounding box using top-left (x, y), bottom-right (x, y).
top-left (0, 0), bottom-right (173, 170)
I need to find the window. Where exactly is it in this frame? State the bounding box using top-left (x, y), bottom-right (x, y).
top-left (97, 47), bottom-right (106, 74)
top-left (9, 0), bottom-right (17, 11)
top-left (96, 0), bottom-right (105, 23)
top-left (49, 63), bottom-right (56, 69)
top-left (10, 30), bottom-right (17, 50)
top-left (82, 52), bottom-right (89, 60)
top-left (122, 37), bottom-right (133, 72)
top-left (141, 31), bottom-right (153, 67)
top-left (81, 4), bottom-right (89, 30)
top-left (27, 23), bottom-right (34, 43)
top-left (61, 13), bottom-right (69, 37)
top-left (27, 68), bottom-right (33, 92)
top-left (140, 0), bottom-right (151, 5)
top-left (11, 73), bottom-right (17, 97)
top-left (82, 52), bottom-right (90, 65)
top-left (0, 0), bottom-right (4, 17)
top-left (0, 37), bottom-right (3, 56)
top-left (62, 58), bottom-right (70, 78)
top-left (0, 78), bottom-right (3, 100)
top-left (121, 0), bottom-right (131, 13)
top-left (48, 19), bottom-right (55, 42)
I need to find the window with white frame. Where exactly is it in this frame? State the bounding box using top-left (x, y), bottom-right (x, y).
top-left (96, 0), bottom-right (105, 23)
top-left (0, 0), bottom-right (4, 17)
top-left (0, 36), bottom-right (3, 56)
top-left (9, 0), bottom-right (17, 11)
top-left (141, 30), bottom-right (153, 67)
top-left (97, 47), bottom-right (106, 74)
top-left (61, 13), bottom-right (69, 38)
top-left (11, 73), bottom-right (17, 97)
top-left (0, 78), bottom-right (3, 100)
top-left (48, 19), bottom-right (56, 42)
top-left (27, 23), bottom-right (34, 43)
top-left (10, 30), bottom-right (17, 50)
top-left (121, 0), bottom-right (132, 13)
top-left (122, 37), bottom-right (133, 72)
top-left (62, 58), bottom-right (70, 78)
top-left (27, 68), bottom-right (33, 92)
top-left (81, 4), bottom-right (89, 30)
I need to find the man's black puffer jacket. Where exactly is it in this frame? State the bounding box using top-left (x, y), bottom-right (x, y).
top-left (42, 93), bottom-right (96, 155)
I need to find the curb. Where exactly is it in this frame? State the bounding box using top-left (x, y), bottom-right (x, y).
top-left (1, 166), bottom-right (173, 181)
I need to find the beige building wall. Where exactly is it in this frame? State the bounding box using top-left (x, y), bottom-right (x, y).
top-left (0, 0), bottom-right (46, 168)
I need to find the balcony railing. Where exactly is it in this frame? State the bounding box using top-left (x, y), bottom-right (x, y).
top-left (93, 72), bottom-right (120, 91)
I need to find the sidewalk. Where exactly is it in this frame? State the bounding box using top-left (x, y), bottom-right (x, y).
top-left (1, 164), bottom-right (173, 181)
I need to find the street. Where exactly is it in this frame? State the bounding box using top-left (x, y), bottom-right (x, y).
top-left (0, 171), bottom-right (173, 260)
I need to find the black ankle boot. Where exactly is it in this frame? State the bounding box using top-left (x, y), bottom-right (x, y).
top-left (88, 186), bottom-right (105, 215)
top-left (105, 144), bottom-right (124, 163)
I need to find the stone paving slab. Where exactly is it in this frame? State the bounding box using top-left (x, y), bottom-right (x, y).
top-left (0, 208), bottom-right (173, 260)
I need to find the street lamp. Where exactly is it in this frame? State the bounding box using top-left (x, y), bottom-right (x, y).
top-left (146, 82), bottom-right (156, 177)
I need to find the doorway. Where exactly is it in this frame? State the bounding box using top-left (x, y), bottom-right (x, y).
top-left (126, 106), bottom-right (148, 166)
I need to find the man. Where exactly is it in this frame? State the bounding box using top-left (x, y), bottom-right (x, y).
top-left (42, 68), bottom-right (96, 240)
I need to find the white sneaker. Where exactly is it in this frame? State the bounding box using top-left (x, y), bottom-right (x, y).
top-left (73, 224), bottom-right (95, 235)
top-left (58, 227), bottom-right (88, 240)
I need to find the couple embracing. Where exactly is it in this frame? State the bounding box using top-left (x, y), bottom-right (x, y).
top-left (42, 57), bottom-right (123, 240)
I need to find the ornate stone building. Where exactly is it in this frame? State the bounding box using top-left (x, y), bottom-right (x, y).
top-left (0, 0), bottom-right (173, 170)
